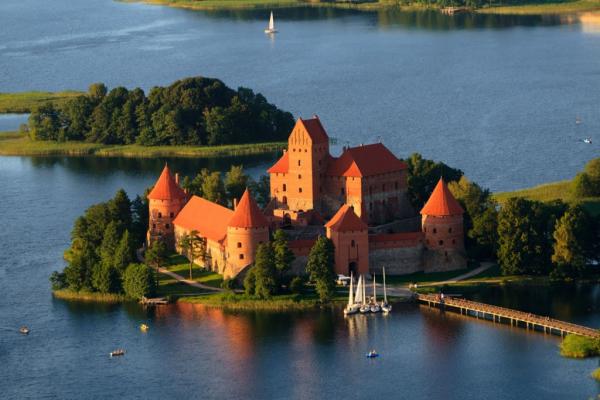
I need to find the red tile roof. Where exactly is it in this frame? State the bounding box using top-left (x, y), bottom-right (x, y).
top-left (228, 189), bottom-right (269, 229)
top-left (298, 116), bottom-right (329, 144)
top-left (267, 151), bottom-right (289, 174)
top-left (326, 143), bottom-right (407, 177)
top-left (420, 178), bottom-right (464, 216)
top-left (148, 164), bottom-right (187, 201)
top-left (325, 205), bottom-right (368, 231)
top-left (173, 196), bottom-right (233, 242)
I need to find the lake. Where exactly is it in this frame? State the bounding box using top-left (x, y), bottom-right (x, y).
top-left (1, 0), bottom-right (599, 191)
top-left (1, 1), bottom-right (600, 398)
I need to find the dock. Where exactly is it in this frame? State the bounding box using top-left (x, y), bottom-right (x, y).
top-left (417, 294), bottom-right (600, 339)
top-left (141, 297), bottom-right (169, 305)
top-left (440, 7), bottom-right (471, 15)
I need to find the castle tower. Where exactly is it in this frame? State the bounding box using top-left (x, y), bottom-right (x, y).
top-left (147, 164), bottom-right (188, 249)
top-left (225, 189), bottom-right (270, 278)
top-left (273, 116), bottom-right (330, 212)
top-left (420, 178), bottom-right (466, 271)
top-left (325, 205), bottom-right (369, 276)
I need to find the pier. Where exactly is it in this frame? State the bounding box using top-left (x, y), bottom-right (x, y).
top-left (417, 294), bottom-right (600, 339)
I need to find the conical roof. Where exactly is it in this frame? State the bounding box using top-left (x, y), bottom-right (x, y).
top-left (420, 178), bottom-right (464, 216)
top-left (325, 204), bottom-right (368, 231)
top-left (228, 189), bottom-right (269, 228)
top-left (147, 164), bottom-right (187, 201)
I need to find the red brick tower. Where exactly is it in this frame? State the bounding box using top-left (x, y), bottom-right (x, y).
top-left (420, 178), bottom-right (465, 253)
top-left (325, 205), bottom-right (369, 276)
top-left (147, 164), bottom-right (188, 249)
top-left (226, 189), bottom-right (270, 278)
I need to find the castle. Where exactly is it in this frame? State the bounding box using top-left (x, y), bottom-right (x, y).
top-left (147, 116), bottom-right (467, 279)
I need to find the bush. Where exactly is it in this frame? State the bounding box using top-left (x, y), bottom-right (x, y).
top-left (572, 172), bottom-right (595, 198)
top-left (243, 268), bottom-right (256, 296)
top-left (559, 334), bottom-right (600, 358)
top-left (592, 368), bottom-right (600, 381)
top-left (49, 271), bottom-right (67, 290)
top-left (289, 276), bottom-right (305, 294)
top-left (123, 263), bottom-right (156, 300)
top-left (221, 278), bottom-right (235, 291)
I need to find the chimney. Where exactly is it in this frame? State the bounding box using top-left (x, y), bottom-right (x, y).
top-left (175, 173), bottom-right (180, 185)
top-left (233, 198), bottom-right (238, 210)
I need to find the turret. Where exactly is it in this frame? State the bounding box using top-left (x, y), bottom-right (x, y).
top-left (226, 189), bottom-right (270, 278)
top-left (420, 178), bottom-right (464, 252)
top-left (147, 164), bottom-right (188, 249)
top-left (325, 205), bottom-right (369, 276)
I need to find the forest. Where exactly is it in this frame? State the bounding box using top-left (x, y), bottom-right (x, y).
top-left (27, 77), bottom-right (294, 146)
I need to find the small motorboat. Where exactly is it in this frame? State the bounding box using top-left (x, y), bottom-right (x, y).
top-left (576, 116), bottom-right (582, 125)
top-left (366, 350), bottom-right (379, 358)
top-left (583, 137), bottom-right (592, 144)
top-left (140, 324), bottom-right (149, 332)
top-left (110, 349), bottom-right (126, 357)
top-left (19, 326), bottom-right (30, 335)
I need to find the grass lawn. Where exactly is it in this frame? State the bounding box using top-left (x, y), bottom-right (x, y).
top-left (164, 254), bottom-right (223, 288)
top-left (494, 179), bottom-right (600, 217)
top-left (0, 133), bottom-right (285, 158)
top-left (0, 91), bottom-right (83, 113)
top-left (385, 268), bottom-right (471, 285)
top-left (478, 0), bottom-right (600, 14)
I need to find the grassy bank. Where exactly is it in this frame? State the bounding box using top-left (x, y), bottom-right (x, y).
top-left (559, 334), bottom-right (600, 358)
top-left (494, 180), bottom-right (600, 217)
top-left (179, 291), bottom-right (347, 310)
top-left (0, 91), bottom-right (83, 114)
top-left (479, 0), bottom-right (600, 15)
top-left (52, 289), bottom-right (128, 303)
top-left (0, 134), bottom-right (285, 158)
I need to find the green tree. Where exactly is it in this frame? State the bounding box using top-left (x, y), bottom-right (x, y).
top-left (109, 189), bottom-right (132, 229)
top-left (248, 175), bottom-right (271, 207)
top-left (145, 239), bottom-right (168, 287)
top-left (225, 165), bottom-right (248, 205)
top-left (201, 170), bottom-right (226, 205)
top-left (272, 229), bottom-right (295, 282)
top-left (123, 263), bottom-right (156, 300)
top-left (100, 221), bottom-right (120, 269)
top-left (253, 243), bottom-right (277, 298)
top-left (406, 153), bottom-right (463, 209)
top-left (92, 264), bottom-right (121, 294)
top-left (114, 230), bottom-right (135, 274)
top-left (88, 82), bottom-right (108, 104)
top-left (243, 268), bottom-right (257, 295)
top-left (551, 206), bottom-right (593, 280)
top-left (306, 236), bottom-right (336, 302)
top-left (572, 172), bottom-right (595, 198)
top-left (178, 230), bottom-right (205, 279)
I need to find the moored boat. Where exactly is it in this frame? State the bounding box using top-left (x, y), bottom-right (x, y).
top-left (381, 267), bottom-right (392, 314)
top-left (110, 349), bottom-right (126, 357)
top-left (370, 275), bottom-right (381, 313)
top-left (343, 272), bottom-right (360, 315)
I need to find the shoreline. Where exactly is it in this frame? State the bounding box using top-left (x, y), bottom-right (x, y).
top-left (52, 289), bottom-right (129, 303)
top-left (0, 134), bottom-right (285, 159)
top-left (125, 0), bottom-right (600, 15)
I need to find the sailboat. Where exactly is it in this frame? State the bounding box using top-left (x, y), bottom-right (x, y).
top-left (381, 267), bottom-right (392, 314)
top-left (264, 11), bottom-right (277, 34)
top-left (344, 272), bottom-right (360, 315)
top-left (370, 275), bottom-right (381, 313)
top-left (359, 275), bottom-right (370, 314)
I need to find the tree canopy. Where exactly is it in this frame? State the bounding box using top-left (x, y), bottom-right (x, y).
top-left (28, 77), bottom-right (294, 146)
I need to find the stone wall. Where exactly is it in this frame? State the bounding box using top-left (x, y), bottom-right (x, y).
top-left (423, 249), bottom-right (467, 273)
top-left (369, 244), bottom-right (424, 275)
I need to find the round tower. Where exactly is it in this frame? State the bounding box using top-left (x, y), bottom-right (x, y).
top-left (226, 189), bottom-right (270, 278)
top-left (147, 164), bottom-right (188, 249)
top-left (420, 178), bottom-right (464, 252)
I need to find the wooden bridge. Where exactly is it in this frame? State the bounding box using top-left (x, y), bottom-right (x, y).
top-left (417, 294), bottom-right (600, 339)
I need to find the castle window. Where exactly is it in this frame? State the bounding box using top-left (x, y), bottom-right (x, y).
top-left (298, 174), bottom-right (302, 179)
top-left (299, 187), bottom-right (303, 193)
top-left (318, 160), bottom-right (321, 166)
top-left (452, 239), bottom-right (456, 244)
top-left (424, 227), bottom-right (426, 232)
top-left (439, 240), bottom-right (444, 246)
top-left (433, 228), bottom-right (437, 234)
top-left (298, 160), bottom-right (301, 166)
top-left (239, 254), bottom-right (244, 260)
top-left (395, 182), bottom-right (399, 190)
top-left (282, 196), bottom-right (287, 204)
top-left (165, 224), bottom-right (170, 229)
top-left (351, 240), bottom-right (355, 247)
top-left (448, 227), bottom-right (452, 233)
top-left (152, 224), bottom-right (156, 229)
top-left (158, 212), bottom-right (162, 218)
top-left (369, 202), bottom-right (373, 211)
top-left (341, 188), bottom-right (345, 195)
top-left (237, 242), bottom-right (242, 248)
top-left (170, 212), bottom-right (174, 218)
top-left (283, 184), bottom-right (287, 192)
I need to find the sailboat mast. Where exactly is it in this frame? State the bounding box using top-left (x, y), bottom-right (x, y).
top-left (363, 276), bottom-right (366, 304)
top-left (373, 274), bottom-right (377, 303)
top-left (348, 272), bottom-right (354, 306)
top-left (383, 267), bottom-right (387, 303)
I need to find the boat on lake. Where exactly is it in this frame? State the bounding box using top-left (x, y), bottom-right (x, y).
top-left (370, 275), bottom-right (381, 313)
top-left (344, 272), bottom-right (360, 315)
top-left (358, 275), bottom-right (370, 314)
top-left (19, 326), bottom-right (30, 335)
top-left (140, 324), bottom-right (149, 332)
top-left (583, 137), bottom-right (592, 144)
top-left (110, 349), bottom-right (125, 357)
top-left (366, 350), bottom-right (379, 358)
top-left (264, 11), bottom-right (277, 34)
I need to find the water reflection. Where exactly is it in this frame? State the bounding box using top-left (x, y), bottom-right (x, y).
top-left (199, 7), bottom-right (573, 30)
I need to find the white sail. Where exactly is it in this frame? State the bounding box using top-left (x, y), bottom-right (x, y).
top-left (269, 12), bottom-right (275, 31)
top-left (355, 275), bottom-right (363, 305)
top-left (348, 272), bottom-right (354, 306)
top-left (362, 275), bottom-right (367, 304)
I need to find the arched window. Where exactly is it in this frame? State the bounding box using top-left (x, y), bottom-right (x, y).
top-left (439, 240), bottom-right (444, 246)
top-left (433, 228), bottom-right (437, 234)
top-left (237, 242), bottom-right (242, 248)
top-left (158, 212), bottom-right (162, 218)
top-left (239, 254), bottom-right (244, 260)
top-left (351, 240), bottom-right (355, 247)
top-left (283, 184), bottom-right (287, 192)
top-left (299, 187), bottom-right (303, 193)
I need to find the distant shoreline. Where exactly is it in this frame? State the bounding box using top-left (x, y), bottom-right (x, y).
top-left (125, 0), bottom-right (600, 15)
top-left (0, 133), bottom-right (285, 159)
